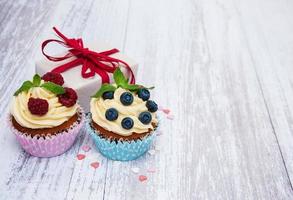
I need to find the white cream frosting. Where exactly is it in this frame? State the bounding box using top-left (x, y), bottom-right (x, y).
top-left (10, 85), bottom-right (78, 129)
top-left (90, 87), bottom-right (158, 136)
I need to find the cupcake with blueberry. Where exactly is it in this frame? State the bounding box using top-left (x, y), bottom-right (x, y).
top-left (87, 68), bottom-right (159, 161)
top-left (8, 72), bottom-right (84, 157)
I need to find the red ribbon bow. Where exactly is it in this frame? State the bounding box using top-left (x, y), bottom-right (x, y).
top-left (41, 27), bottom-right (135, 84)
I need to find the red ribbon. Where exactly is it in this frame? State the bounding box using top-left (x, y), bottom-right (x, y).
top-left (41, 27), bottom-right (135, 84)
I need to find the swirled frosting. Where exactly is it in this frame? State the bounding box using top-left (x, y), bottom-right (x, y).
top-left (90, 87), bottom-right (158, 136)
top-left (10, 84), bottom-right (78, 129)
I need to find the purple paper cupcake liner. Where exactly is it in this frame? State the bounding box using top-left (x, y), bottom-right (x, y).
top-left (7, 107), bottom-right (85, 158)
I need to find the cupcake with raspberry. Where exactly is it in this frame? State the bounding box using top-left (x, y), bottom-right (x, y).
top-left (8, 72), bottom-right (84, 157)
top-left (86, 68), bottom-right (159, 161)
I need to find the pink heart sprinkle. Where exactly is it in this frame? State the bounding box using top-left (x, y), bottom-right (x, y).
top-left (82, 145), bottom-right (91, 152)
top-left (90, 162), bottom-right (100, 169)
top-left (77, 154), bottom-right (86, 160)
top-left (139, 175), bottom-right (148, 182)
top-left (162, 109), bottom-right (171, 114)
top-left (167, 114), bottom-right (174, 120)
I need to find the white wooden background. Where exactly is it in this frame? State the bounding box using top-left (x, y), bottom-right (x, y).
top-left (0, 0), bottom-right (293, 199)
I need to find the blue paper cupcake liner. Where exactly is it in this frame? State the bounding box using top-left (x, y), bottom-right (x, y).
top-left (86, 114), bottom-right (157, 161)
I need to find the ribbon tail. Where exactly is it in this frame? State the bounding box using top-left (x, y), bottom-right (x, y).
top-left (81, 59), bottom-right (95, 78)
top-left (91, 63), bottom-right (110, 83)
top-left (86, 55), bottom-right (115, 72)
top-left (99, 48), bottom-right (120, 56)
top-left (90, 52), bottom-right (136, 84)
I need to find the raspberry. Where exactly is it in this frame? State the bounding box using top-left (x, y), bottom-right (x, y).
top-left (28, 98), bottom-right (49, 116)
top-left (58, 87), bottom-right (77, 107)
top-left (42, 72), bottom-right (64, 85)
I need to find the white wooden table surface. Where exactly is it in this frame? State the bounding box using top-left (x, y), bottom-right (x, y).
top-left (1, 0), bottom-right (293, 199)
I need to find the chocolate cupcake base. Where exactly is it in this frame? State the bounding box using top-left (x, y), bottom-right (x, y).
top-left (91, 121), bottom-right (157, 142)
top-left (12, 114), bottom-right (79, 138)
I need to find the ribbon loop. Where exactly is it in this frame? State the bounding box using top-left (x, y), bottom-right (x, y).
top-left (42, 27), bottom-right (135, 84)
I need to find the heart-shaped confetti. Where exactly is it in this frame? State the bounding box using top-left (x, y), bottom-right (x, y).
top-left (90, 162), bottom-right (100, 169)
top-left (131, 167), bottom-right (140, 174)
top-left (148, 149), bottom-right (156, 155)
top-left (167, 114), bottom-right (174, 120)
top-left (139, 175), bottom-right (148, 182)
top-left (82, 145), bottom-right (91, 152)
top-left (162, 109), bottom-right (171, 114)
top-left (77, 154), bottom-right (86, 160)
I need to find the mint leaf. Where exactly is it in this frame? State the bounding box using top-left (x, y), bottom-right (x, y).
top-left (114, 67), bottom-right (128, 86)
top-left (41, 82), bottom-right (65, 95)
top-left (123, 84), bottom-right (155, 92)
top-left (144, 86), bottom-right (155, 90)
top-left (122, 84), bottom-right (142, 91)
top-left (105, 67), bottom-right (155, 94)
top-left (33, 74), bottom-right (41, 86)
top-left (14, 81), bottom-right (34, 96)
top-left (92, 83), bottom-right (116, 98)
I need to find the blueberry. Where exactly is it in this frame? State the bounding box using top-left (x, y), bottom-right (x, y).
top-left (146, 100), bottom-right (158, 112)
top-left (121, 117), bottom-right (134, 129)
top-left (102, 91), bottom-right (114, 100)
top-left (138, 111), bottom-right (152, 124)
top-left (137, 88), bottom-right (150, 101)
top-left (105, 108), bottom-right (118, 121)
top-left (120, 92), bottom-right (133, 105)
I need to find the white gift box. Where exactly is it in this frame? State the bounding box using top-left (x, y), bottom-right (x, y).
top-left (35, 42), bottom-right (138, 112)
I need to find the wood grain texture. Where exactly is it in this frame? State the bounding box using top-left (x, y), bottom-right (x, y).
top-left (234, 0), bottom-right (293, 185)
top-left (0, 0), bottom-right (293, 199)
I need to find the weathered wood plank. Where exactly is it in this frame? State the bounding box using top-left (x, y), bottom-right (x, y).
top-left (0, 0), bottom-right (133, 199)
top-left (0, 0), bottom-right (293, 199)
top-left (234, 0), bottom-right (293, 185)
top-left (0, 1), bottom-right (61, 198)
top-left (102, 0), bottom-right (293, 199)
